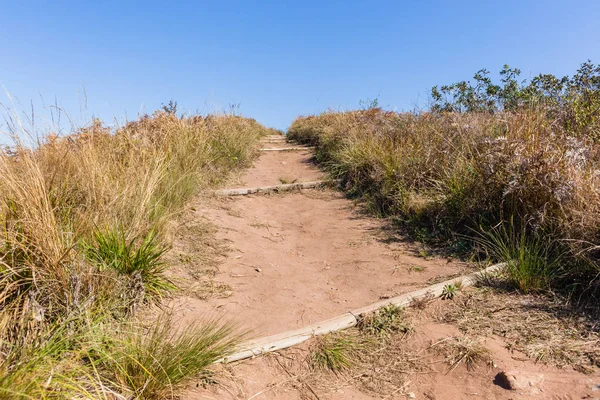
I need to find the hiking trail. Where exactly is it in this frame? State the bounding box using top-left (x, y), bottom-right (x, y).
top-left (170, 133), bottom-right (467, 337)
top-left (174, 133), bottom-right (598, 400)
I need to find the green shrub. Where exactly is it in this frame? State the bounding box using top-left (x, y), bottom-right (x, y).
top-left (431, 61), bottom-right (600, 142)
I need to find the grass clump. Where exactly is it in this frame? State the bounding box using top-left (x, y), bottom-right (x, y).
top-left (90, 314), bottom-right (244, 399)
top-left (309, 333), bottom-right (360, 373)
top-left (474, 221), bottom-right (565, 293)
top-left (84, 228), bottom-right (174, 301)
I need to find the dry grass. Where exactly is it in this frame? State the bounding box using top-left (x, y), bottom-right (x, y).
top-left (430, 336), bottom-right (492, 372)
top-left (0, 109), bottom-right (270, 398)
top-left (166, 212), bottom-right (234, 300)
top-left (441, 286), bottom-right (600, 372)
top-left (288, 108), bottom-right (600, 294)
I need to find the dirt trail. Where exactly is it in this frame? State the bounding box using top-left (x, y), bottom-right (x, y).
top-left (171, 135), bottom-right (467, 336)
top-left (174, 134), bottom-right (599, 399)
top-left (229, 141), bottom-right (323, 187)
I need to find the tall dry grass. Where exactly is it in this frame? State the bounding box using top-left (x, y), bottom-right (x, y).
top-left (288, 108), bottom-right (600, 293)
top-left (0, 109), bottom-right (268, 398)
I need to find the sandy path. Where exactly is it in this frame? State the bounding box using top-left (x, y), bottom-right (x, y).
top-left (232, 146), bottom-right (324, 187)
top-left (171, 137), bottom-right (467, 336)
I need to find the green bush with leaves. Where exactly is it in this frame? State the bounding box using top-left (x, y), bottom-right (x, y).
top-left (431, 61), bottom-right (600, 141)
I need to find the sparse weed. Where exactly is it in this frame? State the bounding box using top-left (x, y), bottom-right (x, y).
top-left (358, 304), bottom-right (411, 337)
top-left (407, 265), bottom-right (425, 273)
top-left (432, 336), bottom-right (491, 372)
top-left (278, 177), bottom-right (298, 184)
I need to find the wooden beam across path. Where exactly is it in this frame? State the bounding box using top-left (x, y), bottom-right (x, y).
top-left (212, 180), bottom-right (333, 196)
top-left (259, 147), bottom-right (314, 152)
top-left (217, 263), bottom-right (506, 364)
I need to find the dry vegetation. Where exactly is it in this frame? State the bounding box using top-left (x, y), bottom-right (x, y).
top-left (441, 284), bottom-right (600, 373)
top-left (203, 286), bottom-right (598, 399)
top-left (0, 108), bottom-right (272, 398)
top-left (288, 62), bottom-right (600, 298)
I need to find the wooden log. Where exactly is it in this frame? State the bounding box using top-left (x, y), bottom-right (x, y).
top-left (350, 263), bottom-right (506, 316)
top-left (259, 147), bottom-right (313, 152)
top-left (221, 313), bottom-right (357, 363)
top-left (263, 135), bottom-right (286, 139)
top-left (211, 180), bottom-right (331, 196)
top-left (217, 263), bottom-right (505, 364)
top-left (261, 137), bottom-right (287, 142)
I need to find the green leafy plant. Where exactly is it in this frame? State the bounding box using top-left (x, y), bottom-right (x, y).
top-left (441, 283), bottom-right (461, 300)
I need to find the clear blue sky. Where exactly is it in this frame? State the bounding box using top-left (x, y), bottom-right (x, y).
top-left (1, 0), bottom-right (599, 132)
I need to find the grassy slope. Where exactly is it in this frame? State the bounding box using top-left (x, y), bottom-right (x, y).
top-left (0, 110), bottom-right (272, 398)
top-left (288, 108), bottom-right (600, 294)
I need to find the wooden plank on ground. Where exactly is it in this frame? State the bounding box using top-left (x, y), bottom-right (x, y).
top-left (212, 180), bottom-right (331, 196)
top-left (260, 147), bottom-right (313, 152)
top-left (217, 263), bottom-right (506, 364)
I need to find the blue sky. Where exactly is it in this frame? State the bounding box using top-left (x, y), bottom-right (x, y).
top-left (1, 0), bottom-right (599, 132)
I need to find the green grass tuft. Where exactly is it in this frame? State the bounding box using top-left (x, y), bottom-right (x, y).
top-left (309, 333), bottom-right (359, 373)
top-left (475, 221), bottom-right (564, 293)
top-left (89, 313), bottom-right (244, 399)
top-left (84, 228), bottom-right (175, 300)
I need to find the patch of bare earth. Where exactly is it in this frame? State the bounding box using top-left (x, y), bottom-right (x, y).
top-left (228, 139), bottom-right (322, 187)
top-left (169, 191), bottom-right (467, 336)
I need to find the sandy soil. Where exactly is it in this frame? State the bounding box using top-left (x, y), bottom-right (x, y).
top-left (171, 135), bottom-right (598, 399)
top-left (185, 294), bottom-right (599, 400)
top-left (172, 190), bottom-right (467, 336)
top-left (235, 149), bottom-right (325, 187)
top-left (170, 141), bottom-right (467, 336)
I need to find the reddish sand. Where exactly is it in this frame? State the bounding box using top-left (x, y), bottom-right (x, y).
top-left (173, 190), bottom-right (467, 336)
top-left (170, 141), bottom-right (467, 336)
top-left (238, 148), bottom-right (325, 187)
